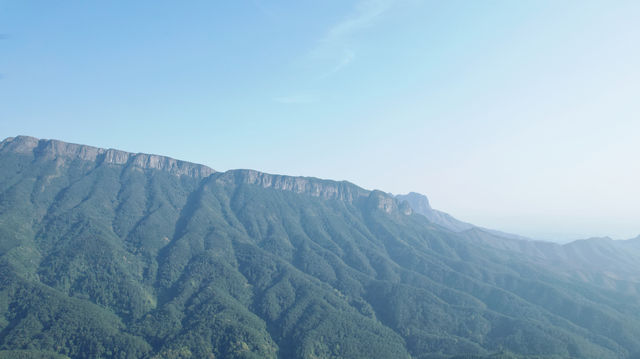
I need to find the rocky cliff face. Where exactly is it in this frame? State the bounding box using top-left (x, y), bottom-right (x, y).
top-left (0, 136), bottom-right (216, 178)
top-left (1, 136), bottom-right (407, 209)
top-left (215, 169), bottom-right (370, 202)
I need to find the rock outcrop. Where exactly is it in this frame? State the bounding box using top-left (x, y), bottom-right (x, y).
top-left (0, 136), bottom-right (215, 178)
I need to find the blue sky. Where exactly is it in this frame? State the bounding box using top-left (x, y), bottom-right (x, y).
top-left (1, 0), bottom-right (639, 241)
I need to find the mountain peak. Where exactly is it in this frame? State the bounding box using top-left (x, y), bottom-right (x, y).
top-left (395, 191), bottom-right (475, 232)
top-left (396, 192), bottom-right (431, 210)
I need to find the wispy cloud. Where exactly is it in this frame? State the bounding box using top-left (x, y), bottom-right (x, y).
top-left (311, 0), bottom-right (394, 78)
top-left (273, 94), bottom-right (316, 104)
top-left (320, 48), bottom-right (356, 79)
top-left (272, 1), bottom-right (393, 103)
top-left (325, 0), bottom-right (392, 40)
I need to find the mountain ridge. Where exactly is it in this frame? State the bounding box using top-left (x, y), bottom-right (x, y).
top-left (1, 135), bottom-right (216, 178)
top-left (1, 135), bottom-right (378, 204)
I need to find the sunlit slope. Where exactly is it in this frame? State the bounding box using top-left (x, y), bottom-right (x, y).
top-left (1, 136), bottom-right (639, 359)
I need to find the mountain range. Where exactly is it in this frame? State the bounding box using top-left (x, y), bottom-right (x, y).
top-left (0, 135), bottom-right (639, 359)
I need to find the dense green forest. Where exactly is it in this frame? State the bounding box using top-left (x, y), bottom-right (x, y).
top-left (1, 136), bottom-right (639, 359)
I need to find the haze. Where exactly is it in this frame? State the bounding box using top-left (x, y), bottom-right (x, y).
top-left (1, 0), bottom-right (638, 241)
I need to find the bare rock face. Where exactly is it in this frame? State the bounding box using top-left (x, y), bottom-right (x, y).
top-left (366, 190), bottom-right (401, 214)
top-left (216, 169), bottom-right (370, 202)
top-left (216, 170), bottom-right (412, 214)
top-left (0, 136), bottom-right (215, 178)
top-left (0, 135), bottom-right (40, 154)
top-left (373, 191), bottom-right (396, 213)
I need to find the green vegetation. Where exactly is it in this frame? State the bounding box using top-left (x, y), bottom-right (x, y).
top-left (1, 136), bottom-right (640, 358)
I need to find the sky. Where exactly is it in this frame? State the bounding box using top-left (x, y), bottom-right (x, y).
top-left (1, 0), bottom-right (639, 242)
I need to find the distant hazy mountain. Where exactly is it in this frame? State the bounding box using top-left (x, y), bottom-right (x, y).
top-left (395, 192), bottom-right (530, 241)
top-left (1, 135), bottom-right (640, 359)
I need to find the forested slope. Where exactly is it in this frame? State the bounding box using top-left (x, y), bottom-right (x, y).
top-left (1, 136), bottom-right (639, 359)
